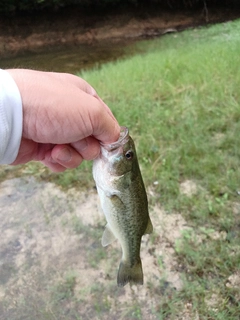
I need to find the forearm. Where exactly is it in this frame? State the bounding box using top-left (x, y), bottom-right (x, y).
top-left (0, 69), bottom-right (23, 164)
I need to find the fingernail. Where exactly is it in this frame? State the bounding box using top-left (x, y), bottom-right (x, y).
top-left (57, 148), bottom-right (72, 162)
top-left (72, 139), bottom-right (88, 152)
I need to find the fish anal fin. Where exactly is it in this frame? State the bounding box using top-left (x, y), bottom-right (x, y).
top-left (101, 224), bottom-right (116, 247)
top-left (117, 259), bottom-right (143, 287)
top-left (144, 218), bottom-right (153, 235)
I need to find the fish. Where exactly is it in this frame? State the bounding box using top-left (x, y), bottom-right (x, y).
top-left (92, 126), bottom-right (153, 287)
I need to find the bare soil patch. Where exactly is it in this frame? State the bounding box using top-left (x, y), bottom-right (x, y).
top-left (0, 176), bottom-right (188, 319)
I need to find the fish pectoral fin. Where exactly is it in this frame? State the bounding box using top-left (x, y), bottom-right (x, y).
top-left (101, 224), bottom-right (117, 247)
top-left (110, 194), bottom-right (125, 207)
top-left (144, 218), bottom-right (153, 235)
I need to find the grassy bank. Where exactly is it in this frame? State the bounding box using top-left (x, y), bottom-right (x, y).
top-left (81, 19), bottom-right (240, 210)
top-left (79, 20), bottom-right (240, 318)
top-left (1, 19), bottom-right (240, 319)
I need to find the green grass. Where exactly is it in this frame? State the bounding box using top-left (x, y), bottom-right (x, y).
top-left (1, 19), bottom-right (240, 319)
top-left (80, 20), bottom-right (240, 209)
top-left (77, 20), bottom-right (240, 318)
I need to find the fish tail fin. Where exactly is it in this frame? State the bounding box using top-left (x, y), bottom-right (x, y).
top-left (117, 259), bottom-right (143, 287)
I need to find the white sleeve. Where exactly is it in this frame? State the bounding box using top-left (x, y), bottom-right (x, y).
top-left (0, 69), bottom-right (23, 164)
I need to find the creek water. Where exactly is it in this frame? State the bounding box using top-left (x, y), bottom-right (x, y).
top-left (0, 40), bottom-right (140, 73)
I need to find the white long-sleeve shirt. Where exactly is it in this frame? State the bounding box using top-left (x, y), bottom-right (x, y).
top-left (0, 69), bottom-right (23, 164)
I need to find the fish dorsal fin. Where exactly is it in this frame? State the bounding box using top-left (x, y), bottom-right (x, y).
top-left (144, 218), bottom-right (153, 235)
top-left (101, 224), bottom-right (117, 247)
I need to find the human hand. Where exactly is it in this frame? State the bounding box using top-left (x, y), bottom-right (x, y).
top-left (7, 69), bottom-right (120, 172)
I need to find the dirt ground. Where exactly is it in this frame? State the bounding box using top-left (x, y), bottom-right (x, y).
top-left (1, 5), bottom-right (240, 58)
top-left (0, 176), bottom-right (239, 318)
top-left (0, 175), bottom-right (188, 319)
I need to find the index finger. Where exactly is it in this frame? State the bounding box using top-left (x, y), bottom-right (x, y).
top-left (87, 97), bottom-right (121, 144)
top-left (51, 71), bottom-right (120, 132)
top-left (49, 72), bottom-right (121, 144)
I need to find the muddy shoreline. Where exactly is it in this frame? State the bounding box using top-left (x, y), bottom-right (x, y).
top-left (1, 6), bottom-right (240, 58)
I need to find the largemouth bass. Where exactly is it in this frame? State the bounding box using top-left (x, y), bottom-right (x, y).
top-left (93, 126), bottom-right (153, 287)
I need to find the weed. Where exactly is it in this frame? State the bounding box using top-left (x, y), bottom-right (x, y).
top-left (50, 271), bottom-right (77, 302)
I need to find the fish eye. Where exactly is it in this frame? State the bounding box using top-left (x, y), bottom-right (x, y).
top-left (125, 150), bottom-right (134, 160)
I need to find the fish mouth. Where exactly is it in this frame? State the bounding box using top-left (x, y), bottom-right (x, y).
top-left (100, 126), bottom-right (129, 151)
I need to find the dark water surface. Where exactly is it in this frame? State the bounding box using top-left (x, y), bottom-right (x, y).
top-left (0, 40), bottom-right (139, 74)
